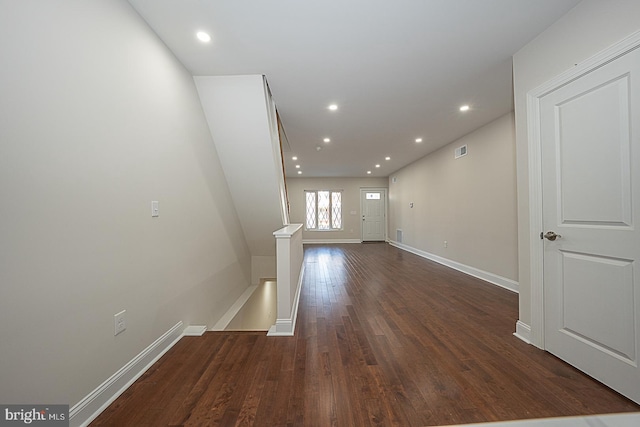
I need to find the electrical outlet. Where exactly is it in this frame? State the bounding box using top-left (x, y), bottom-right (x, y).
top-left (444, 241), bottom-right (448, 248)
top-left (114, 310), bottom-right (127, 336)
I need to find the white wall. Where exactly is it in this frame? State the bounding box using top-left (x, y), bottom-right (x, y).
top-left (513, 0), bottom-right (640, 325)
top-left (287, 177), bottom-right (388, 242)
top-left (388, 113), bottom-right (518, 283)
top-left (0, 0), bottom-right (251, 406)
top-left (194, 75), bottom-right (285, 257)
top-left (195, 75), bottom-right (289, 284)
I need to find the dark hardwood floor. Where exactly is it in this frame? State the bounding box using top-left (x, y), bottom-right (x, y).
top-left (91, 243), bottom-right (639, 426)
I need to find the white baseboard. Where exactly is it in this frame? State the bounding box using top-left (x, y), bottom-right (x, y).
top-left (513, 320), bottom-right (532, 344)
top-left (303, 239), bottom-right (361, 244)
top-left (211, 285), bottom-right (258, 331)
top-left (268, 265), bottom-right (305, 336)
top-left (388, 240), bottom-right (519, 293)
top-left (183, 325), bottom-right (207, 336)
top-left (70, 321), bottom-right (185, 427)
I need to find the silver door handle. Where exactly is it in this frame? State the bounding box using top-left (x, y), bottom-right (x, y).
top-left (542, 231), bottom-right (562, 241)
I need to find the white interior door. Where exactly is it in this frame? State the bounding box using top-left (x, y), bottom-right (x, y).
top-left (361, 189), bottom-right (386, 241)
top-left (540, 46), bottom-right (640, 403)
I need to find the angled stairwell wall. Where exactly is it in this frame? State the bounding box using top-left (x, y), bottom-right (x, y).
top-left (194, 75), bottom-right (289, 284)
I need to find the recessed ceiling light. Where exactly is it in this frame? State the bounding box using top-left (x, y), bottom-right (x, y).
top-left (295, 165), bottom-right (300, 169)
top-left (459, 105), bottom-right (470, 112)
top-left (328, 104), bottom-right (338, 111)
top-left (316, 146), bottom-right (322, 151)
top-left (297, 171), bottom-right (302, 175)
top-left (415, 138), bottom-right (423, 143)
top-left (375, 164), bottom-right (381, 168)
top-left (367, 171), bottom-right (372, 174)
top-left (196, 31), bottom-right (211, 43)
top-left (292, 156), bottom-right (298, 161)
top-left (323, 138), bottom-right (331, 143)
top-left (385, 156), bottom-right (391, 161)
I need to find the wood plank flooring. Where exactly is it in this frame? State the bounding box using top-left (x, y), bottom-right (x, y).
top-left (91, 243), bottom-right (639, 426)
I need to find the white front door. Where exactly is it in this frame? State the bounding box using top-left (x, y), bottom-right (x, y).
top-left (361, 189), bottom-right (386, 241)
top-left (540, 46), bottom-right (640, 403)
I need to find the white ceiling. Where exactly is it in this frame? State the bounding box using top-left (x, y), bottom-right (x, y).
top-left (128, 0), bottom-right (580, 178)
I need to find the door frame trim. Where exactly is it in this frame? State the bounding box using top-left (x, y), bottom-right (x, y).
top-left (359, 187), bottom-right (388, 242)
top-left (526, 30), bottom-right (640, 349)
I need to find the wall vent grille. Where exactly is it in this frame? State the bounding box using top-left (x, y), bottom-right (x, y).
top-left (455, 145), bottom-right (467, 159)
top-left (396, 229), bottom-right (403, 243)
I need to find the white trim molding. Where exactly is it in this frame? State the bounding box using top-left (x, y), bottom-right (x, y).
top-left (70, 322), bottom-right (185, 427)
top-left (268, 265), bottom-right (305, 336)
top-left (183, 325), bottom-right (207, 336)
top-left (526, 30), bottom-right (640, 350)
top-left (389, 240), bottom-right (519, 293)
top-left (513, 320), bottom-right (532, 344)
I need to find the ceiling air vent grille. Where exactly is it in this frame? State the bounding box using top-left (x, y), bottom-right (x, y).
top-left (455, 144), bottom-right (467, 159)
